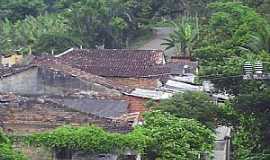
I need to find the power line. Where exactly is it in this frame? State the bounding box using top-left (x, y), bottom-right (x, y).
top-left (204, 75), bottom-right (243, 80)
top-left (196, 73), bottom-right (244, 80)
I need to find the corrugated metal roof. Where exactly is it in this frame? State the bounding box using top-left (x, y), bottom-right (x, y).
top-left (128, 88), bottom-right (173, 100)
top-left (170, 75), bottom-right (196, 84)
top-left (165, 80), bottom-right (203, 92)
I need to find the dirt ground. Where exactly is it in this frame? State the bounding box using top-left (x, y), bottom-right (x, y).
top-left (138, 27), bottom-right (173, 50)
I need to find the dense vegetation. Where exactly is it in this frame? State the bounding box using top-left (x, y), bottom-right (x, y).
top-left (1, 0), bottom-right (270, 159)
top-left (1, 0), bottom-right (268, 55)
top-left (148, 92), bottom-right (220, 129)
top-left (0, 130), bottom-right (26, 160)
top-left (27, 111), bottom-right (214, 159)
top-left (192, 1), bottom-right (270, 160)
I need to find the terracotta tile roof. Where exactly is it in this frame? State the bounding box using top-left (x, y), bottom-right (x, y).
top-left (0, 93), bottom-right (132, 133)
top-left (58, 49), bottom-right (171, 78)
top-left (33, 56), bottom-right (133, 93)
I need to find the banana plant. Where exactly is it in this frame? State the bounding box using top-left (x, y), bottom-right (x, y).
top-left (162, 16), bottom-right (199, 57)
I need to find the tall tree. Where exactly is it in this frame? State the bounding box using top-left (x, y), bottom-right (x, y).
top-left (195, 2), bottom-right (270, 94)
top-left (0, 14), bottom-right (73, 54)
top-left (142, 111), bottom-right (215, 160)
top-left (151, 91), bottom-right (220, 129)
top-left (0, 0), bottom-right (46, 21)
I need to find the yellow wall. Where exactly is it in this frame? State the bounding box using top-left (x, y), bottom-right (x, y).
top-left (1, 54), bottom-right (23, 67)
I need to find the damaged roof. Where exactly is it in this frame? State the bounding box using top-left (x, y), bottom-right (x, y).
top-left (0, 93), bottom-right (132, 133)
top-left (0, 65), bottom-right (35, 78)
top-left (51, 98), bottom-right (129, 119)
top-left (56, 49), bottom-right (171, 78)
top-left (164, 80), bottom-right (203, 92)
top-left (33, 56), bottom-right (133, 93)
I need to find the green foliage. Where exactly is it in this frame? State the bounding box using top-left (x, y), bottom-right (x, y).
top-left (225, 85), bottom-right (270, 159)
top-left (0, 0), bottom-right (46, 22)
top-left (205, 1), bottom-right (268, 55)
top-left (232, 115), bottom-right (263, 160)
top-left (0, 130), bottom-right (9, 144)
top-left (162, 16), bottom-right (199, 57)
top-left (27, 125), bottom-right (149, 155)
top-left (195, 2), bottom-right (270, 94)
top-left (0, 14), bottom-right (74, 54)
top-left (0, 130), bottom-right (26, 160)
top-left (240, 0), bottom-right (270, 21)
top-left (148, 0), bottom-right (215, 18)
top-left (153, 91), bottom-right (220, 129)
top-left (241, 26), bottom-right (270, 53)
top-left (27, 112), bottom-right (215, 160)
top-left (142, 111), bottom-right (215, 159)
top-left (0, 0), bottom-right (159, 54)
top-left (216, 102), bottom-right (240, 127)
top-left (34, 32), bottom-right (81, 54)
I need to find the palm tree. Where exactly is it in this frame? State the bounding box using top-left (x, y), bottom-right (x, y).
top-left (162, 17), bottom-right (199, 57)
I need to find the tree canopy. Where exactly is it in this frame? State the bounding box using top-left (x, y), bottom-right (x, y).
top-left (151, 91), bottom-right (220, 129)
top-left (27, 111), bottom-right (215, 159)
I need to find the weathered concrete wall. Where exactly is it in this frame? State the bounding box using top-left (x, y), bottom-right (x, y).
top-left (0, 67), bottom-right (69, 95)
top-left (0, 68), bottom-right (42, 95)
top-left (38, 67), bottom-right (122, 96)
top-left (38, 67), bottom-right (89, 90)
top-left (0, 67), bottom-right (120, 96)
